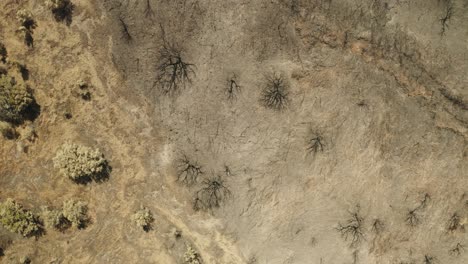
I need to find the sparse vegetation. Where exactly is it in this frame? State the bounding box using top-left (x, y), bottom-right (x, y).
top-left (45, 0), bottom-right (74, 25)
top-left (62, 199), bottom-right (89, 229)
top-left (0, 75), bottom-right (35, 123)
top-left (155, 43), bottom-right (195, 95)
top-left (193, 175), bottom-right (231, 211)
top-left (53, 143), bottom-right (109, 184)
top-left (405, 193), bottom-right (430, 227)
top-left (184, 245), bottom-right (202, 264)
top-left (176, 154), bottom-right (203, 186)
top-left (337, 206), bottom-right (364, 247)
top-left (261, 74), bottom-right (288, 110)
top-left (132, 207), bottom-right (154, 232)
top-left (0, 199), bottom-right (41, 237)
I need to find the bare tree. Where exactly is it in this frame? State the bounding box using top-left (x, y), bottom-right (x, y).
top-left (447, 212), bottom-right (461, 232)
top-left (423, 255), bottom-right (436, 264)
top-left (405, 193), bottom-right (430, 227)
top-left (155, 42), bottom-right (195, 95)
top-left (226, 74), bottom-right (241, 101)
top-left (439, 0), bottom-right (454, 36)
top-left (193, 175), bottom-right (231, 211)
top-left (337, 206), bottom-right (364, 247)
top-left (371, 218), bottom-right (384, 234)
top-left (144, 0), bottom-right (155, 19)
top-left (176, 154), bottom-right (203, 185)
top-left (119, 17), bottom-right (132, 42)
top-left (449, 243), bottom-right (465, 256)
top-left (307, 134), bottom-right (324, 154)
top-left (261, 73), bottom-right (289, 110)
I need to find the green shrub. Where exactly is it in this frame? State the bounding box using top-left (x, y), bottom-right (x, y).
top-left (0, 199), bottom-right (40, 237)
top-left (53, 143), bottom-right (109, 183)
top-left (184, 245), bottom-right (202, 264)
top-left (41, 207), bottom-right (68, 230)
top-left (62, 199), bottom-right (88, 229)
top-left (0, 121), bottom-right (16, 139)
top-left (131, 207), bottom-right (153, 231)
top-left (0, 75), bottom-right (34, 123)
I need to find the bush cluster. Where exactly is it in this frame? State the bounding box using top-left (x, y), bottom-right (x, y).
top-left (53, 143), bottom-right (108, 183)
top-left (62, 199), bottom-right (89, 229)
top-left (0, 199), bottom-right (40, 237)
top-left (131, 207), bottom-right (154, 232)
top-left (0, 75), bottom-right (34, 123)
top-left (184, 245), bottom-right (202, 264)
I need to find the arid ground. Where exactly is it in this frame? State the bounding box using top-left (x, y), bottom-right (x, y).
top-left (0, 0), bottom-right (467, 263)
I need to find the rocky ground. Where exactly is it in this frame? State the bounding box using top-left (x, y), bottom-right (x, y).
top-left (0, 0), bottom-right (467, 263)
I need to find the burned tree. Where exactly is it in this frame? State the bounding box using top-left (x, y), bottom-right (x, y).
top-left (449, 243), bottom-right (465, 256)
top-left (423, 255), bottom-right (436, 264)
top-left (144, 0), bottom-right (155, 19)
top-left (336, 206), bottom-right (364, 247)
top-left (176, 155), bottom-right (203, 185)
top-left (193, 175), bottom-right (231, 211)
top-left (371, 218), bottom-right (384, 234)
top-left (447, 212), bottom-right (462, 232)
top-left (45, 0), bottom-right (74, 26)
top-left (226, 74), bottom-right (241, 101)
top-left (307, 133), bottom-right (324, 154)
top-left (119, 17), bottom-right (132, 42)
top-left (155, 43), bottom-right (195, 95)
top-left (439, 0), bottom-right (454, 36)
top-left (405, 193), bottom-right (430, 227)
top-left (261, 74), bottom-right (289, 110)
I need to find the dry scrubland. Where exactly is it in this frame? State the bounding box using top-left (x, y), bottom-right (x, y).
top-left (0, 0), bottom-right (467, 263)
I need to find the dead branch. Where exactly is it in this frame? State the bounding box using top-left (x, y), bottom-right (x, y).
top-left (226, 74), bottom-right (241, 101)
top-left (261, 74), bottom-right (289, 110)
top-left (155, 44), bottom-right (195, 95)
top-left (449, 243), bottom-right (464, 256)
top-left (405, 193), bottom-right (430, 227)
top-left (119, 17), bottom-right (132, 42)
top-left (337, 207), bottom-right (364, 247)
top-left (439, 0), bottom-right (454, 36)
top-left (176, 154), bottom-right (202, 185)
top-left (193, 175), bottom-right (231, 211)
top-left (307, 134), bottom-right (324, 154)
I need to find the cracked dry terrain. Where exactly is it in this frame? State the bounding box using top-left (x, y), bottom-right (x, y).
top-left (0, 0), bottom-right (467, 263)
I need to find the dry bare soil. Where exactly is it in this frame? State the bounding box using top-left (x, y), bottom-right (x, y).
top-left (0, 0), bottom-right (467, 263)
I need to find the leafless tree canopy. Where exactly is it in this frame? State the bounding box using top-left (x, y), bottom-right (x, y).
top-left (176, 155), bottom-right (202, 185)
top-left (155, 44), bottom-right (195, 95)
top-left (405, 193), bottom-right (430, 227)
top-left (337, 208), bottom-right (364, 247)
top-left (193, 176), bottom-right (231, 211)
top-left (307, 134), bottom-right (324, 154)
top-left (261, 74), bottom-right (288, 110)
top-left (226, 74), bottom-right (241, 101)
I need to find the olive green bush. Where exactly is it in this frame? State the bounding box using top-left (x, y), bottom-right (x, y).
top-left (41, 207), bottom-right (68, 230)
top-left (62, 199), bottom-right (88, 229)
top-left (131, 207), bottom-right (153, 232)
top-left (53, 143), bottom-right (109, 183)
top-left (184, 245), bottom-right (202, 264)
top-left (0, 199), bottom-right (40, 237)
top-left (0, 75), bottom-right (34, 123)
top-left (0, 121), bottom-right (16, 139)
